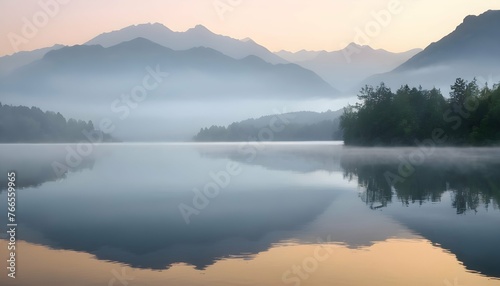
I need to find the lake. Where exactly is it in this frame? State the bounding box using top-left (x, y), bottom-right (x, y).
top-left (1, 143), bottom-right (500, 286)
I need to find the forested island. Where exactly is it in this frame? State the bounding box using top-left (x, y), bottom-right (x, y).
top-left (194, 110), bottom-right (343, 142)
top-left (0, 103), bottom-right (112, 143)
top-left (340, 78), bottom-right (500, 146)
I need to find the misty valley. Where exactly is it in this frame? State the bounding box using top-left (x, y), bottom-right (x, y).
top-left (1, 5), bottom-right (500, 286)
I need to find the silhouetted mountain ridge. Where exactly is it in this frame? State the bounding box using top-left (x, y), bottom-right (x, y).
top-left (365, 10), bottom-right (500, 90)
top-left (0, 37), bottom-right (337, 100)
top-left (0, 44), bottom-right (64, 76)
top-left (395, 10), bottom-right (500, 72)
top-left (85, 23), bottom-right (287, 64)
top-left (276, 43), bottom-right (421, 92)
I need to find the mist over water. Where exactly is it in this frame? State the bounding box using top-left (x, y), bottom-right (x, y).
top-left (1, 6), bottom-right (500, 286)
top-left (0, 93), bottom-right (357, 141)
top-left (1, 143), bottom-right (499, 285)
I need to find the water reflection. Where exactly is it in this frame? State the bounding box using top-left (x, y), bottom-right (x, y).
top-left (339, 147), bottom-right (500, 213)
top-left (1, 144), bottom-right (341, 271)
top-left (0, 143), bottom-right (500, 285)
top-left (0, 144), bottom-right (96, 192)
top-left (1, 239), bottom-right (499, 286)
top-left (196, 144), bottom-right (500, 278)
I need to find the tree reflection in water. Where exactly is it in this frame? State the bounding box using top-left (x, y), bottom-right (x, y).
top-left (340, 149), bottom-right (500, 214)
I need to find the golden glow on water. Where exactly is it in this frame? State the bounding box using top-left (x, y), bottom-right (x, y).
top-left (1, 238), bottom-right (499, 286)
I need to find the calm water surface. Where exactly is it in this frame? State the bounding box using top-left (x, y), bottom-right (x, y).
top-left (0, 143), bottom-right (499, 286)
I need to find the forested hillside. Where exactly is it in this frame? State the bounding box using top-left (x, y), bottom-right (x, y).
top-left (0, 103), bottom-right (112, 143)
top-left (194, 110), bottom-right (343, 142)
top-left (340, 78), bottom-right (500, 146)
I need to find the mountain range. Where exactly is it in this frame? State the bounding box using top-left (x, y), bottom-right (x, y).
top-left (0, 37), bottom-right (336, 101)
top-left (366, 10), bottom-right (500, 90)
top-left (86, 23), bottom-right (287, 65)
top-left (0, 10), bottom-right (498, 112)
top-left (277, 44), bottom-right (421, 91)
top-left (0, 44), bottom-right (64, 76)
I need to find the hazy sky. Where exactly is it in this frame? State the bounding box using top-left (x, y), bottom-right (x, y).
top-left (1, 0), bottom-right (499, 56)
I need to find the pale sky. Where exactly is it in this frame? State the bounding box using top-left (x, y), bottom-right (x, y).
top-left (1, 0), bottom-right (499, 56)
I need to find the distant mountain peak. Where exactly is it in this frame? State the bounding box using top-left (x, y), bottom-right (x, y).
top-left (150, 22), bottom-right (167, 26)
top-left (458, 9), bottom-right (500, 30)
top-left (464, 9), bottom-right (498, 20)
top-left (345, 42), bottom-right (361, 49)
top-left (112, 36), bottom-right (164, 49)
top-left (394, 9), bottom-right (500, 72)
top-left (123, 36), bottom-right (152, 43)
top-left (344, 42), bottom-right (374, 51)
top-left (366, 10), bottom-right (500, 91)
top-left (188, 24), bottom-right (212, 33)
top-left (117, 22), bottom-right (173, 33)
top-left (241, 37), bottom-right (255, 43)
top-left (241, 54), bottom-right (266, 63)
top-left (300, 49), bottom-right (324, 53)
top-left (84, 22), bottom-right (288, 64)
top-left (136, 22), bottom-right (166, 27)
